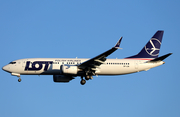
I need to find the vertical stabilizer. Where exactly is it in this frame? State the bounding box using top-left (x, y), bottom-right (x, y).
top-left (126, 30), bottom-right (164, 59)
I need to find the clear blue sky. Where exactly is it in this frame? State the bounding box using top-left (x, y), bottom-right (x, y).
top-left (0, 0), bottom-right (179, 117)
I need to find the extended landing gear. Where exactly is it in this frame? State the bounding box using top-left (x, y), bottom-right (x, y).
top-left (80, 79), bottom-right (86, 85)
top-left (80, 76), bottom-right (86, 85)
top-left (85, 75), bottom-right (93, 80)
top-left (11, 73), bottom-right (22, 82)
top-left (80, 76), bottom-right (93, 85)
top-left (18, 76), bottom-right (21, 82)
top-left (18, 78), bottom-right (21, 82)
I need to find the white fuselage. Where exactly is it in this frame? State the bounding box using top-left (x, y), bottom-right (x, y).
top-left (2, 58), bottom-right (164, 76)
top-left (2, 31), bottom-right (170, 85)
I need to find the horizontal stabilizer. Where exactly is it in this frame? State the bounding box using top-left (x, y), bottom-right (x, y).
top-left (148, 53), bottom-right (172, 62)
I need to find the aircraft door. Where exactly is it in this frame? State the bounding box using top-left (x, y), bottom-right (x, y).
top-left (22, 59), bottom-right (28, 71)
top-left (134, 61), bottom-right (138, 69)
top-left (22, 60), bottom-right (26, 68)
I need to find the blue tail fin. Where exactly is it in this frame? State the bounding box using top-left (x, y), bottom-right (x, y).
top-left (126, 30), bottom-right (164, 59)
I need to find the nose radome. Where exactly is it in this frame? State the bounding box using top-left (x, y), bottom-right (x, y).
top-left (2, 65), bottom-right (9, 72)
top-left (2, 66), bottom-right (5, 71)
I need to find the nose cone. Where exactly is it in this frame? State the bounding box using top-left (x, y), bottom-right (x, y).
top-left (2, 65), bottom-right (10, 73)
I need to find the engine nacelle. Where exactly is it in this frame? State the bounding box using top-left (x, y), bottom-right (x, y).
top-left (53, 75), bottom-right (74, 82)
top-left (62, 65), bottom-right (78, 75)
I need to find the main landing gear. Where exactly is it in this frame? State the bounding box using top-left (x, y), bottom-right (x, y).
top-left (80, 76), bottom-right (93, 85)
top-left (80, 79), bottom-right (86, 85)
top-left (80, 76), bottom-right (86, 85)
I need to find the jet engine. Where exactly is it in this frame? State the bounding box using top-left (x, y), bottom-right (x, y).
top-left (53, 75), bottom-right (74, 82)
top-left (62, 65), bottom-right (78, 75)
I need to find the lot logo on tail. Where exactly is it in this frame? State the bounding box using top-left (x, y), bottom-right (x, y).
top-left (145, 38), bottom-right (161, 56)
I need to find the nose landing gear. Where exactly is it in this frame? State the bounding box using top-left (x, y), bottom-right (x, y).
top-left (18, 77), bottom-right (21, 82)
top-left (11, 73), bottom-right (21, 82)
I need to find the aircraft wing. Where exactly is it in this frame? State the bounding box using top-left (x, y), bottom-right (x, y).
top-left (78, 37), bottom-right (122, 70)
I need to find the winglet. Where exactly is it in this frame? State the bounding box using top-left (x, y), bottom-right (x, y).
top-left (114, 37), bottom-right (123, 49)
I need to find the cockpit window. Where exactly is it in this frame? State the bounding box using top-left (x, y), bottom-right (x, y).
top-left (9, 62), bottom-right (16, 64)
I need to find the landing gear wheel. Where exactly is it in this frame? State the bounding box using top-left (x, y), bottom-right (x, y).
top-left (80, 79), bottom-right (86, 85)
top-left (85, 76), bottom-right (93, 80)
top-left (18, 78), bottom-right (21, 82)
top-left (85, 76), bottom-right (90, 80)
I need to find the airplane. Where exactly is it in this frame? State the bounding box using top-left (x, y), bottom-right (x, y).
top-left (2, 30), bottom-right (172, 85)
